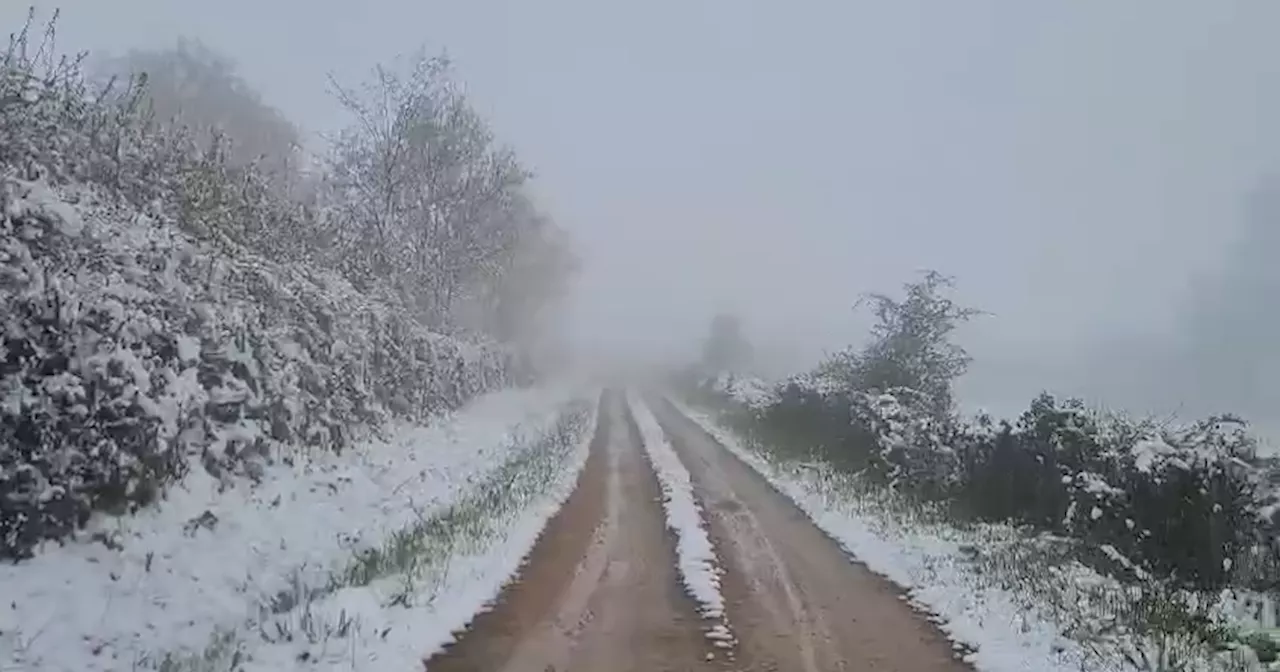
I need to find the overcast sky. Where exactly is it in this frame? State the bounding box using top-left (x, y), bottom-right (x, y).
top-left (8, 1), bottom-right (1280, 414)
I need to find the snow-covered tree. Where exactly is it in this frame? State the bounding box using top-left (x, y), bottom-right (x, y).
top-left (827, 270), bottom-right (982, 417)
top-left (322, 51), bottom-right (572, 341)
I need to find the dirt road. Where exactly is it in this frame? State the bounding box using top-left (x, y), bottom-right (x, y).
top-left (424, 390), bottom-right (971, 672)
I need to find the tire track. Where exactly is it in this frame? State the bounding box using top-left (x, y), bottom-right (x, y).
top-left (425, 389), bottom-right (724, 672)
top-left (648, 394), bottom-right (973, 672)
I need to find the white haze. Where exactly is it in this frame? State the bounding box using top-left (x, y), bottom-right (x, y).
top-left (8, 1), bottom-right (1280, 426)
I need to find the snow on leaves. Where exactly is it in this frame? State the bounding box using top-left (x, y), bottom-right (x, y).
top-left (736, 378), bottom-right (1272, 591)
top-left (0, 172), bottom-right (515, 560)
top-left (0, 18), bottom-right (533, 561)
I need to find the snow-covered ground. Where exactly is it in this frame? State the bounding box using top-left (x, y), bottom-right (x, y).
top-left (671, 399), bottom-right (1142, 672)
top-left (247, 389), bottom-right (598, 672)
top-left (627, 392), bottom-right (734, 651)
top-left (1, 382), bottom-right (594, 672)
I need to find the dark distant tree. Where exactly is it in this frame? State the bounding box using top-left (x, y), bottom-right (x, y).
top-left (478, 196), bottom-right (579, 345)
top-left (93, 39), bottom-right (303, 193)
top-left (702, 312), bottom-right (752, 373)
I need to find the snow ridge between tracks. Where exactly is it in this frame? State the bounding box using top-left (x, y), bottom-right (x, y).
top-left (627, 391), bottom-right (735, 652)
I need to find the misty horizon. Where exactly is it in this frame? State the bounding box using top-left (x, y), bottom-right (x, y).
top-left (9, 0), bottom-right (1280, 426)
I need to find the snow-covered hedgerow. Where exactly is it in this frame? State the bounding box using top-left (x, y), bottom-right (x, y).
top-left (0, 35), bottom-right (518, 561)
top-left (0, 386), bottom-right (591, 671)
top-left (0, 175), bottom-right (515, 561)
top-left (741, 381), bottom-right (1273, 593)
top-left (699, 372), bottom-right (776, 412)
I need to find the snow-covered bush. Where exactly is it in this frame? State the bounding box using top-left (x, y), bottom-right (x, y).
top-left (695, 267), bottom-right (1277, 592)
top-left (0, 17), bottom-right (517, 561)
top-left (0, 168), bottom-right (514, 563)
top-left (821, 271), bottom-right (983, 419)
top-left (699, 372), bottom-right (776, 411)
top-left (955, 395), bottom-right (1263, 591)
top-left (725, 378), bottom-right (1274, 592)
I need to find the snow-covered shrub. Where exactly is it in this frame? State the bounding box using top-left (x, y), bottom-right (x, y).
top-left (721, 376), bottom-right (1274, 591)
top-left (857, 387), bottom-right (973, 500)
top-left (0, 18), bottom-right (517, 561)
top-left (685, 263), bottom-right (1275, 591)
top-left (825, 271), bottom-right (983, 419)
top-left (0, 20), bottom-right (194, 213)
top-left (700, 372), bottom-right (776, 411)
top-left (953, 395), bottom-right (1262, 590)
top-left (741, 375), bottom-right (962, 495)
top-left (0, 173), bottom-right (514, 561)
top-left (747, 381), bottom-right (876, 471)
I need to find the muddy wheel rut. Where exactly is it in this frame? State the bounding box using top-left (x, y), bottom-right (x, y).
top-left (424, 389), bottom-right (972, 672)
top-left (649, 395), bottom-right (972, 672)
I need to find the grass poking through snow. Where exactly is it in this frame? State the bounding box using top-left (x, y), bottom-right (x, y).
top-left (338, 402), bottom-right (592, 591)
top-left (134, 399), bottom-right (595, 671)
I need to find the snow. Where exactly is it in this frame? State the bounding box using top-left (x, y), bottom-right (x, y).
top-left (1076, 471), bottom-right (1124, 497)
top-left (627, 391), bottom-right (735, 649)
top-left (246, 392), bottom-right (598, 671)
top-left (706, 372), bottom-right (776, 410)
top-left (671, 399), bottom-right (1134, 672)
top-left (0, 382), bottom-right (587, 672)
top-left (11, 177), bottom-right (85, 237)
top-left (2, 172), bottom-right (519, 561)
top-left (1098, 544), bottom-right (1150, 582)
top-left (1131, 436), bottom-right (1176, 474)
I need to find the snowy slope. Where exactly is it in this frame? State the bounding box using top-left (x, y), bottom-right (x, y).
top-left (274, 393), bottom-right (598, 672)
top-left (1, 383), bottom-right (587, 672)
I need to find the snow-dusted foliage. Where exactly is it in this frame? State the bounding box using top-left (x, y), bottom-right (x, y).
top-left (322, 52), bottom-right (577, 338)
top-left (697, 270), bottom-right (1278, 593)
top-left (821, 270), bottom-right (983, 419)
top-left (691, 384), bottom-right (1280, 670)
top-left (0, 20), bottom-right (518, 561)
top-left (699, 371), bottom-right (776, 411)
top-left (742, 380), bottom-right (1272, 592)
top-left (0, 386), bottom-right (585, 671)
top-left (682, 263), bottom-right (1280, 665)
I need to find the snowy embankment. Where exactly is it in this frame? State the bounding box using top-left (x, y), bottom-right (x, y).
top-left (1, 174), bottom-right (515, 562)
top-left (1, 383), bottom-right (597, 672)
top-left (671, 398), bottom-right (1136, 672)
top-left (627, 391), bottom-right (734, 651)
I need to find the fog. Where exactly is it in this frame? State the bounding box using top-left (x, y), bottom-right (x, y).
top-left (9, 1), bottom-right (1280, 424)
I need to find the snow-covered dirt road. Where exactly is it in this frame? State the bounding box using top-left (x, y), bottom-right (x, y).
top-left (427, 389), bottom-right (716, 671)
top-left (426, 392), bottom-right (972, 672)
